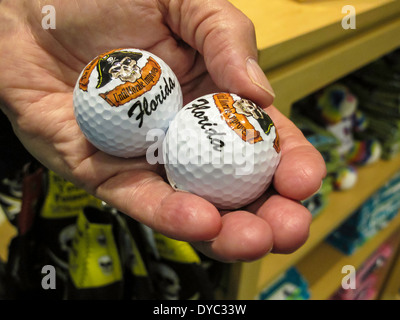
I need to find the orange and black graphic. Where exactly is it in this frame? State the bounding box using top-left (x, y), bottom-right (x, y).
top-left (78, 49), bottom-right (162, 107)
top-left (273, 129), bottom-right (280, 153)
top-left (213, 93), bottom-right (280, 152)
top-left (79, 48), bottom-right (122, 92)
top-left (213, 93), bottom-right (263, 144)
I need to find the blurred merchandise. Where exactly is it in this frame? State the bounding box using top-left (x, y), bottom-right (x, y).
top-left (66, 206), bottom-right (124, 300)
top-left (38, 170), bottom-right (103, 281)
top-left (0, 110), bottom-right (34, 227)
top-left (0, 166), bottom-right (217, 300)
top-left (292, 82), bottom-right (382, 192)
top-left (331, 241), bottom-right (394, 300)
top-left (344, 49), bottom-right (400, 160)
top-left (326, 171), bottom-right (400, 255)
top-left (257, 267), bottom-right (310, 300)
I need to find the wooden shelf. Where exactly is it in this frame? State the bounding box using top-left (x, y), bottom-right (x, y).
top-left (227, 154), bottom-right (400, 299)
top-left (297, 211), bottom-right (400, 300)
top-left (224, 0), bottom-right (400, 300)
top-left (379, 246), bottom-right (400, 300)
top-left (230, 0), bottom-right (400, 116)
top-left (231, 0), bottom-right (400, 67)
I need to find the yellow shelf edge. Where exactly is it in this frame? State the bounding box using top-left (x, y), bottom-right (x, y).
top-left (379, 246), bottom-right (400, 300)
top-left (258, 0), bottom-right (400, 72)
top-left (269, 15), bottom-right (400, 116)
top-left (230, 0), bottom-right (399, 55)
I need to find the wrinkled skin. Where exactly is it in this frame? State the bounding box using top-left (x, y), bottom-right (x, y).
top-left (0, 0), bottom-right (326, 262)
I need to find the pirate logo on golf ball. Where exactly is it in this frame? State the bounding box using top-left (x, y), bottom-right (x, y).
top-left (213, 93), bottom-right (280, 153)
top-left (78, 49), bottom-right (177, 127)
top-left (96, 51), bottom-right (144, 87)
top-left (73, 48), bottom-right (183, 158)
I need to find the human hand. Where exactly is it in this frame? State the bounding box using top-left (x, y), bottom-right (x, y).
top-left (0, 0), bottom-right (326, 262)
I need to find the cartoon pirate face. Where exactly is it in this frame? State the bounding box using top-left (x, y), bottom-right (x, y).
top-left (233, 97), bottom-right (276, 137)
top-left (96, 51), bottom-right (143, 88)
top-left (234, 99), bottom-right (262, 119)
top-left (108, 56), bottom-right (141, 82)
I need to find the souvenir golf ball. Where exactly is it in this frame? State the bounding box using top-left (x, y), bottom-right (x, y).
top-left (163, 93), bottom-right (281, 210)
top-left (73, 48), bottom-right (183, 158)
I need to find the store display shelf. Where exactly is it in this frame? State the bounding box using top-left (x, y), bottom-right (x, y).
top-left (297, 211), bottom-right (400, 300)
top-left (269, 14), bottom-right (400, 116)
top-left (230, 0), bottom-right (400, 116)
top-left (379, 247), bottom-right (400, 300)
top-left (227, 154), bottom-right (400, 299)
top-left (223, 0), bottom-right (400, 301)
top-left (231, 0), bottom-right (400, 69)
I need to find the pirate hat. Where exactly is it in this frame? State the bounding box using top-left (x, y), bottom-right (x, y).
top-left (96, 51), bottom-right (143, 88)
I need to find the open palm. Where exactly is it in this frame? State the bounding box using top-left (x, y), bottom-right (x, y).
top-left (0, 0), bottom-right (326, 262)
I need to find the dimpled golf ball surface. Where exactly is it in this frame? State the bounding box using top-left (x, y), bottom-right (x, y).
top-left (73, 48), bottom-right (182, 158)
top-left (163, 93), bottom-right (281, 210)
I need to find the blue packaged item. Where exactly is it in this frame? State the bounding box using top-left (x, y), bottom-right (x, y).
top-left (257, 267), bottom-right (310, 300)
top-left (327, 171), bottom-right (400, 255)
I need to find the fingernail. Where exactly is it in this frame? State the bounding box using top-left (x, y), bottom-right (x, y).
top-left (246, 57), bottom-right (275, 99)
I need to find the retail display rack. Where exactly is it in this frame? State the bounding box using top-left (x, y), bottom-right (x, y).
top-left (225, 0), bottom-right (400, 300)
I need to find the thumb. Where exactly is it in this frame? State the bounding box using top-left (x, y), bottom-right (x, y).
top-left (161, 0), bottom-right (275, 108)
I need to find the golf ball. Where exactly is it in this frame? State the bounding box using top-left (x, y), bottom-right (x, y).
top-left (73, 48), bottom-right (183, 158)
top-left (163, 93), bottom-right (281, 210)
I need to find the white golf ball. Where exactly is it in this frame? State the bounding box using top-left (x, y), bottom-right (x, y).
top-left (73, 48), bottom-right (183, 158)
top-left (163, 93), bottom-right (281, 210)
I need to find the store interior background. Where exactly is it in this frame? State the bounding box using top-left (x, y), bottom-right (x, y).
top-left (1, 0), bottom-right (400, 300)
